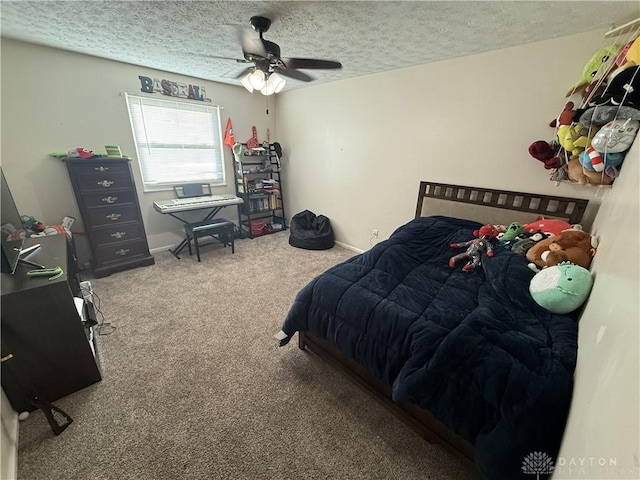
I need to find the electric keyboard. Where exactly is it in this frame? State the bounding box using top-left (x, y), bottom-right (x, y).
top-left (153, 194), bottom-right (243, 213)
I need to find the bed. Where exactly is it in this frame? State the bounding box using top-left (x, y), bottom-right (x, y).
top-left (278, 181), bottom-right (590, 480)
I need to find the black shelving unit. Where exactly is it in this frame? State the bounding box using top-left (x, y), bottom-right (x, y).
top-left (233, 143), bottom-right (287, 238)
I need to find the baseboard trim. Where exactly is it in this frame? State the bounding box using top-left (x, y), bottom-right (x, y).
top-left (149, 245), bottom-right (176, 255)
top-left (152, 241), bottom-right (363, 255)
top-left (334, 241), bottom-right (364, 254)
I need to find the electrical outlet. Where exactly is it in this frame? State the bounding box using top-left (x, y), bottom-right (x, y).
top-left (372, 229), bottom-right (379, 238)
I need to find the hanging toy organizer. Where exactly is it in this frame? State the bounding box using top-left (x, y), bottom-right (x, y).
top-left (529, 16), bottom-right (640, 188)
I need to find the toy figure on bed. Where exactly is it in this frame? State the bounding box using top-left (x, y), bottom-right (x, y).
top-left (496, 221), bottom-right (524, 250)
top-left (449, 224), bottom-right (499, 271)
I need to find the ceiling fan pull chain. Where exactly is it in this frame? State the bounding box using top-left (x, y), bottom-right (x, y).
top-left (266, 95), bottom-right (269, 115)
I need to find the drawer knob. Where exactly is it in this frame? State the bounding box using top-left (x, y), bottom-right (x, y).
top-left (110, 231), bottom-right (126, 239)
top-left (97, 180), bottom-right (114, 187)
top-left (115, 248), bottom-right (130, 256)
top-left (102, 196), bottom-right (118, 204)
top-left (106, 213), bottom-right (122, 221)
top-left (95, 166), bottom-right (109, 172)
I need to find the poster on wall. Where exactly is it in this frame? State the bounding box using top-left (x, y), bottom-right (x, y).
top-left (138, 75), bottom-right (211, 102)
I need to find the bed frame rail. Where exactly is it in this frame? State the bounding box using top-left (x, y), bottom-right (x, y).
top-left (415, 181), bottom-right (588, 224)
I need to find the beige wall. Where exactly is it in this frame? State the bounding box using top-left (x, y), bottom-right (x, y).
top-left (275, 30), bottom-right (608, 250)
top-left (0, 38), bottom-right (274, 257)
top-left (553, 137), bottom-right (640, 479)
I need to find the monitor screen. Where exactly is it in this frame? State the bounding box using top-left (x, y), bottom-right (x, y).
top-left (1, 168), bottom-right (26, 274)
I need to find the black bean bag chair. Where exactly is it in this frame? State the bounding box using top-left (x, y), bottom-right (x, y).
top-left (289, 210), bottom-right (334, 250)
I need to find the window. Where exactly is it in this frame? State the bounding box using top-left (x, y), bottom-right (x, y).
top-left (125, 94), bottom-right (225, 192)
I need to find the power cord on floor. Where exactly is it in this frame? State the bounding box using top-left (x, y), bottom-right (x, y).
top-left (81, 286), bottom-right (115, 335)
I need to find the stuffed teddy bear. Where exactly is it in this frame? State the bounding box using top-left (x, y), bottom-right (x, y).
top-left (567, 158), bottom-right (615, 186)
top-left (529, 262), bottom-right (594, 314)
top-left (526, 229), bottom-right (597, 271)
top-left (449, 224), bottom-right (499, 271)
top-left (549, 102), bottom-right (577, 128)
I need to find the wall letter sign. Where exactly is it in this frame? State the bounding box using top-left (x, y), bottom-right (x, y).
top-left (138, 75), bottom-right (211, 102)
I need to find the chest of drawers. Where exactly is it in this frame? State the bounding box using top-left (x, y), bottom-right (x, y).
top-left (63, 157), bottom-right (154, 277)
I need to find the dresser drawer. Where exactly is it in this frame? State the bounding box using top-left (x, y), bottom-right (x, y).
top-left (86, 204), bottom-right (141, 227)
top-left (81, 191), bottom-right (137, 208)
top-left (71, 163), bottom-right (130, 176)
top-left (76, 173), bottom-right (133, 193)
top-left (91, 223), bottom-right (146, 246)
top-left (95, 240), bottom-right (150, 266)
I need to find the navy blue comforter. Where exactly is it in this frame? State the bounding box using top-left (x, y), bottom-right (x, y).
top-left (280, 216), bottom-right (577, 479)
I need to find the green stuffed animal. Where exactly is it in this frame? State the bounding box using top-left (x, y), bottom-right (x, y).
top-left (529, 262), bottom-right (593, 314)
top-left (500, 222), bottom-right (524, 241)
top-left (567, 44), bottom-right (621, 94)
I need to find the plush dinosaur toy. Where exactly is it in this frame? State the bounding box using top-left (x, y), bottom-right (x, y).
top-left (530, 262), bottom-right (594, 314)
top-left (449, 224), bottom-right (499, 272)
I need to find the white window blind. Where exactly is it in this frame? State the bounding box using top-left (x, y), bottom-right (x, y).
top-left (125, 94), bottom-right (225, 191)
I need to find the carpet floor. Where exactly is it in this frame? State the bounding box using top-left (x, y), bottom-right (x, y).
top-left (16, 232), bottom-right (479, 480)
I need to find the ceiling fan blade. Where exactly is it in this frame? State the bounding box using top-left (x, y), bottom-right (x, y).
top-left (281, 58), bottom-right (342, 70)
top-left (240, 28), bottom-right (268, 59)
top-left (231, 67), bottom-right (253, 79)
top-left (276, 68), bottom-right (314, 82)
top-left (168, 50), bottom-right (251, 63)
top-left (173, 52), bottom-right (250, 63)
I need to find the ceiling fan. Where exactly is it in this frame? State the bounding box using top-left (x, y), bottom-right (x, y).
top-left (210, 16), bottom-right (343, 94)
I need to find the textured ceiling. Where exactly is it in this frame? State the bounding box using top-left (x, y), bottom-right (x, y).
top-left (1, 1), bottom-right (639, 92)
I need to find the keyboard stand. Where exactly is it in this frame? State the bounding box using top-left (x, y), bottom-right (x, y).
top-left (169, 205), bottom-right (228, 259)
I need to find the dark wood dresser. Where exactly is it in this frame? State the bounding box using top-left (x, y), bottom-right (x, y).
top-left (63, 157), bottom-right (154, 278)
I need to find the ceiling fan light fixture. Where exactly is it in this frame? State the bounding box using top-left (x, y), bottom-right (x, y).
top-left (248, 70), bottom-right (266, 90)
top-left (240, 73), bottom-right (254, 93)
top-left (260, 73), bottom-right (286, 96)
top-left (260, 82), bottom-right (276, 96)
top-left (270, 72), bottom-right (286, 93)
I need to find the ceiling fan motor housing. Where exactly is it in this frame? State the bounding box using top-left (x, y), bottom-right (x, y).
top-left (250, 16), bottom-right (272, 34)
top-left (243, 39), bottom-right (280, 65)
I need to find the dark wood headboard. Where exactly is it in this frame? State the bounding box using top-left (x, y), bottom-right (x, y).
top-left (415, 181), bottom-right (588, 225)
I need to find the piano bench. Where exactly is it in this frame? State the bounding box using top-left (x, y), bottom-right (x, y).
top-left (184, 219), bottom-right (235, 262)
